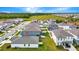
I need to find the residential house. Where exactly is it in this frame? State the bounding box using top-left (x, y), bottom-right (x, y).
top-left (16, 18), bottom-right (23, 22)
top-left (58, 23), bottom-right (77, 30)
top-left (51, 29), bottom-right (74, 46)
top-left (68, 29), bottom-right (79, 45)
top-left (21, 22), bottom-right (41, 36)
top-left (48, 19), bottom-right (58, 30)
top-left (13, 18), bottom-right (23, 24)
top-left (48, 24), bottom-right (58, 30)
top-left (0, 24), bottom-right (4, 31)
top-left (3, 18), bottom-right (23, 25)
top-left (0, 23), bottom-right (12, 31)
top-left (11, 36), bottom-right (39, 48)
top-left (11, 22), bottom-right (41, 48)
top-left (47, 19), bottom-right (56, 24)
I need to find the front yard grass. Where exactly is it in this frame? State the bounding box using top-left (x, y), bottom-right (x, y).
top-left (74, 46), bottom-right (79, 51)
top-left (73, 43), bottom-right (79, 51)
top-left (0, 31), bottom-right (4, 36)
top-left (73, 40), bottom-right (79, 51)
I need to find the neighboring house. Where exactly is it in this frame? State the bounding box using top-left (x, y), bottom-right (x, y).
top-left (48, 24), bottom-right (58, 30)
top-left (4, 23), bottom-right (13, 29)
top-left (13, 18), bottom-right (23, 24)
top-left (0, 23), bottom-right (12, 31)
top-left (21, 22), bottom-right (41, 36)
top-left (16, 18), bottom-right (23, 22)
top-left (58, 23), bottom-right (77, 30)
top-left (47, 19), bottom-right (56, 25)
top-left (44, 19), bottom-right (58, 30)
top-left (0, 24), bottom-right (3, 31)
top-left (11, 22), bottom-right (41, 48)
top-left (3, 18), bottom-right (23, 25)
top-left (68, 29), bottom-right (79, 45)
top-left (51, 29), bottom-right (73, 46)
top-left (43, 20), bottom-right (49, 27)
top-left (11, 36), bottom-right (39, 48)
top-left (48, 19), bottom-right (58, 30)
top-left (38, 19), bottom-right (56, 28)
top-left (3, 20), bottom-right (14, 24)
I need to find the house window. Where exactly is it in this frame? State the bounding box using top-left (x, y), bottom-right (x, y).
top-left (58, 38), bottom-right (59, 40)
top-left (58, 38), bottom-right (61, 41)
top-left (61, 38), bottom-right (62, 41)
top-left (28, 44), bottom-right (30, 46)
top-left (24, 44), bottom-right (26, 46)
top-left (59, 38), bottom-right (62, 41)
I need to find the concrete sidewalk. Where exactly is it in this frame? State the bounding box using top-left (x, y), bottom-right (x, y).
top-left (68, 44), bottom-right (77, 51)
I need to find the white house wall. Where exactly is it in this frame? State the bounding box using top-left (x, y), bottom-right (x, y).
top-left (51, 31), bottom-right (58, 45)
top-left (27, 44), bottom-right (38, 48)
top-left (11, 44), bottom-right (38, 48)
top-left (58, 26), bottom-right (70, 30)
top-left (52, 31), bottom-right (74, 46)
top-left (11, 44), bottom-right (24, 48)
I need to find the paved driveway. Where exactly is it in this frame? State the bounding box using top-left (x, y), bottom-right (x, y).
top-left (68, 44), bottom-right (77, 51)
top-left (63, 44), bottom-right (77, 51)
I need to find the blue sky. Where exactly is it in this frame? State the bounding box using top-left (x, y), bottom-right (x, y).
top-left (0, 7), bottom-right (79, 13)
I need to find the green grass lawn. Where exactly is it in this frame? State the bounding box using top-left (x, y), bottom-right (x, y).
top-left (0, 31), bottom-right (67, 51)
top-left (73, 43), bottom-right (79, 51)
top-left (0, 31), bottom-right (4, 36)
top-left (74, 46), bottom-right (79, 51)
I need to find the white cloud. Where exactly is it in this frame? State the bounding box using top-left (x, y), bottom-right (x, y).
top-left (25, 7), bottom-right (39, 13)
top-left (52, 7), bottom-right (70, 13)
top-left (25, 7), bottom-right (70, 13)
top-left (0, 11), bottom-right (12, 13)
top-left (25, 7), bottom-right (44, 13)
top-left (56, 7), bottom-right (69, 11)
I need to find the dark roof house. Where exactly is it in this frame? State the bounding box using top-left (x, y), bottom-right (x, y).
top-left (11, 36), bottom-right (39, 44)
top-left (24, 22), bottom-right (41, 32)
top-left (53, 29), bottom-right (73, 38)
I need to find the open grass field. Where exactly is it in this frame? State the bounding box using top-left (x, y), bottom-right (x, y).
top-left (30, 14), bottom-right (66, 22)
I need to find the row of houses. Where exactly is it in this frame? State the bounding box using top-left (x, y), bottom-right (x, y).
top-left (37, 19), bottom-right (78, 30)
top-left (58, 22), bottom-right (77, 30)
top-left (45, 19), bottom-right (79, 48)
top-left (11, 22), bottom-right (42, 48)
top-left (9, 19), bottom-right (79, 48)
top-left (51, 29), bottom-right (79, 47)
top-left (0, 18), bottom-right (23, 31)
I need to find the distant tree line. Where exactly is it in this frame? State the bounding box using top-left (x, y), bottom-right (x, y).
top-left (0, 13), bottom-right (31, 19)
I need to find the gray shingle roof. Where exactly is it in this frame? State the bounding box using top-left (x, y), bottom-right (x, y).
top-left (58, 23), bottom-right (76, 27)
top-left (68, 29), bottom-right (79, 37)
top-left (52, 29), bottom-right (73, 38)
top-left (24, 22), bottom-right (41, 31)
top-left (0, 37), bottom-right (4, 42)
top-left (11, 36), bottom-right (39, 44)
